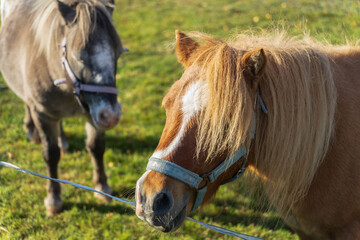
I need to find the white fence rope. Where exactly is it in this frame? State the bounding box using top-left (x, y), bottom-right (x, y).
top-left (0, 161), bottom-right (265, 240)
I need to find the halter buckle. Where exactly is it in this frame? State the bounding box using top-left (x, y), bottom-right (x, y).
top-left (73, 81), bottom-right (81, 96)
top-left (198, 172), bottom-right (211, 189)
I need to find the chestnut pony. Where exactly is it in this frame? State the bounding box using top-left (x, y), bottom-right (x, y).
top-left (135, 30), bottom-right (360, 239)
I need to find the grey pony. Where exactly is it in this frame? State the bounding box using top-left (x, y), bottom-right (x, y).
top-left (0, 0), bottom-right (123, 216)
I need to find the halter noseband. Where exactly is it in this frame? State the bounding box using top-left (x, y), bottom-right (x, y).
top-left (146, 94), bottom-right (267, 211)
top-left (54, 38), bottom-right (119, 112)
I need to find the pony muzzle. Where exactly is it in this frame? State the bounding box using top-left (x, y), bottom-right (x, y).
top-left (86, 98), bottom-right (121, 130)
top-left (135, 170), bottom-right (192, 232)
top-left (97, 105), bottom-right (121, 128)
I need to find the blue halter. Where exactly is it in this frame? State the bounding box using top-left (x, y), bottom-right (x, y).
top-left (146, 94), bottom-right (267, 211)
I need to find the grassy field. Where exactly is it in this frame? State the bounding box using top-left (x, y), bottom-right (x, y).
top-left (1, 0), bottom-right (360, 239)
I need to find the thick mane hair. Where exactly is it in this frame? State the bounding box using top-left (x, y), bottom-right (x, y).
top-left (190, 31), bottom-right (338, 217)
top-left (28, 0), bottom-right (118, 59)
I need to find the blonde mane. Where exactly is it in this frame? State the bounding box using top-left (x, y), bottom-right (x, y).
top-left (28, 0), bottom-right (116, 59)
top-left (191, 32), bottom-right (338, 217)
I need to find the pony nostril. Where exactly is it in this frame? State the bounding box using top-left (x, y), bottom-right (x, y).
top-left (98, 110), bottom-right (109, 123)
top-left (153, 192), bottom-right (173, 215)
top-left (97, 108), bottom-right (120, 128)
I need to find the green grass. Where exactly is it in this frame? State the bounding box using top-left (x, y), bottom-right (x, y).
top-left (1, 0), bottom-right (360, 239)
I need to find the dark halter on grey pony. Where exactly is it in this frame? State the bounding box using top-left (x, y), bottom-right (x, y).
top-left (54, 37), bottom-right (119, 112)
top-left (147, 93), bottom-right (268, 211)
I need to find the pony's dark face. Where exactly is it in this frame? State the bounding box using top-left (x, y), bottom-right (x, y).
top-left (70, 27), bottom-right (122, 130)
top-left (58, 0), bottom-right (122, 130)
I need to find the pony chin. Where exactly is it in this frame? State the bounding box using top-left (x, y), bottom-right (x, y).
top-left (135, 170), bottom-right (196, 232)
top-left (144, 193), bottom-right (191, 233)
top-left (153, 201), bottom-right (188, 233)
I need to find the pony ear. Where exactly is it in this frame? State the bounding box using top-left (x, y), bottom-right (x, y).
top-left (241, 48), bottom-right (266, 88)
top-left (57, 0), bottom-right (77, 25)
top-left (103, 0), bottom-right (115, 15)
top-left (175, 30), bottom-right (199, 68)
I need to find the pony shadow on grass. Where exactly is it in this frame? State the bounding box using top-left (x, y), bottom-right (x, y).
top-left (63, 201), bottom-right (134, 216)
top-left (63, 188), bottom-right (136, 216)
top-left (65, 132), bottom-right (159, 154)
top-left (198, 209), bottom-right (293, 232)
top-left (56, 132), bottom-right (150, 215)
top-left (197, 196), bottom-right (294, 232)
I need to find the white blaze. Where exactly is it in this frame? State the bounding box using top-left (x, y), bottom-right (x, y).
top-left (152, 80), bottom-right (207, 159)
top-left (92, 43), bottom-right (114, 84)
top-left (94, 44), bottom-right (114, 70)
top-left (94, 74), bottom-right (103, 83)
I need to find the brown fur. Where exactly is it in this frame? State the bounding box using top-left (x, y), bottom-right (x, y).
top-left (181, 32), bottom-right (338, 221)
top-left (175, 30), bottom-right (199, 68)
top-left (139, 31), bottom-right (360, 239)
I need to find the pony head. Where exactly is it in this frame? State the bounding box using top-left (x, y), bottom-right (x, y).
top-left (135, 30), bottom-right (267, 232)
top-left (32, 0), bottom-right (123, 130)
top-left (136, 30), bottom-right (337, 233)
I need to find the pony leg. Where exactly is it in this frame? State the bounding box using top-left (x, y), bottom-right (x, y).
top-left (30, 108), bottom-right (62, 216)
top-left (85, 122), bottom-right (112, 203)
top-left (24, 105), bottom-right (41, 144)
top-left (57, 121), bottom-right (69, 154)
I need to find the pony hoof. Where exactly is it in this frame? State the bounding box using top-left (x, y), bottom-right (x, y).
top-left (26, 130), bottom-right (41, 144)
top-left (94, 184), bottom-right (112, 203)
top-left (44, 196), bottom-right (63, 216)
top-left (46, 205), bottom-right (63, 217)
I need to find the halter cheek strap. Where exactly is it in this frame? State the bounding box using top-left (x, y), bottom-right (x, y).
top-left (146, 93), bottom-right (267, 211)
top-left (147, 137), bottom-right (251, 211)
top-left (146, 145), bottom-right (249, 211)
top-left (54, 37), bottom-right (119, 112)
